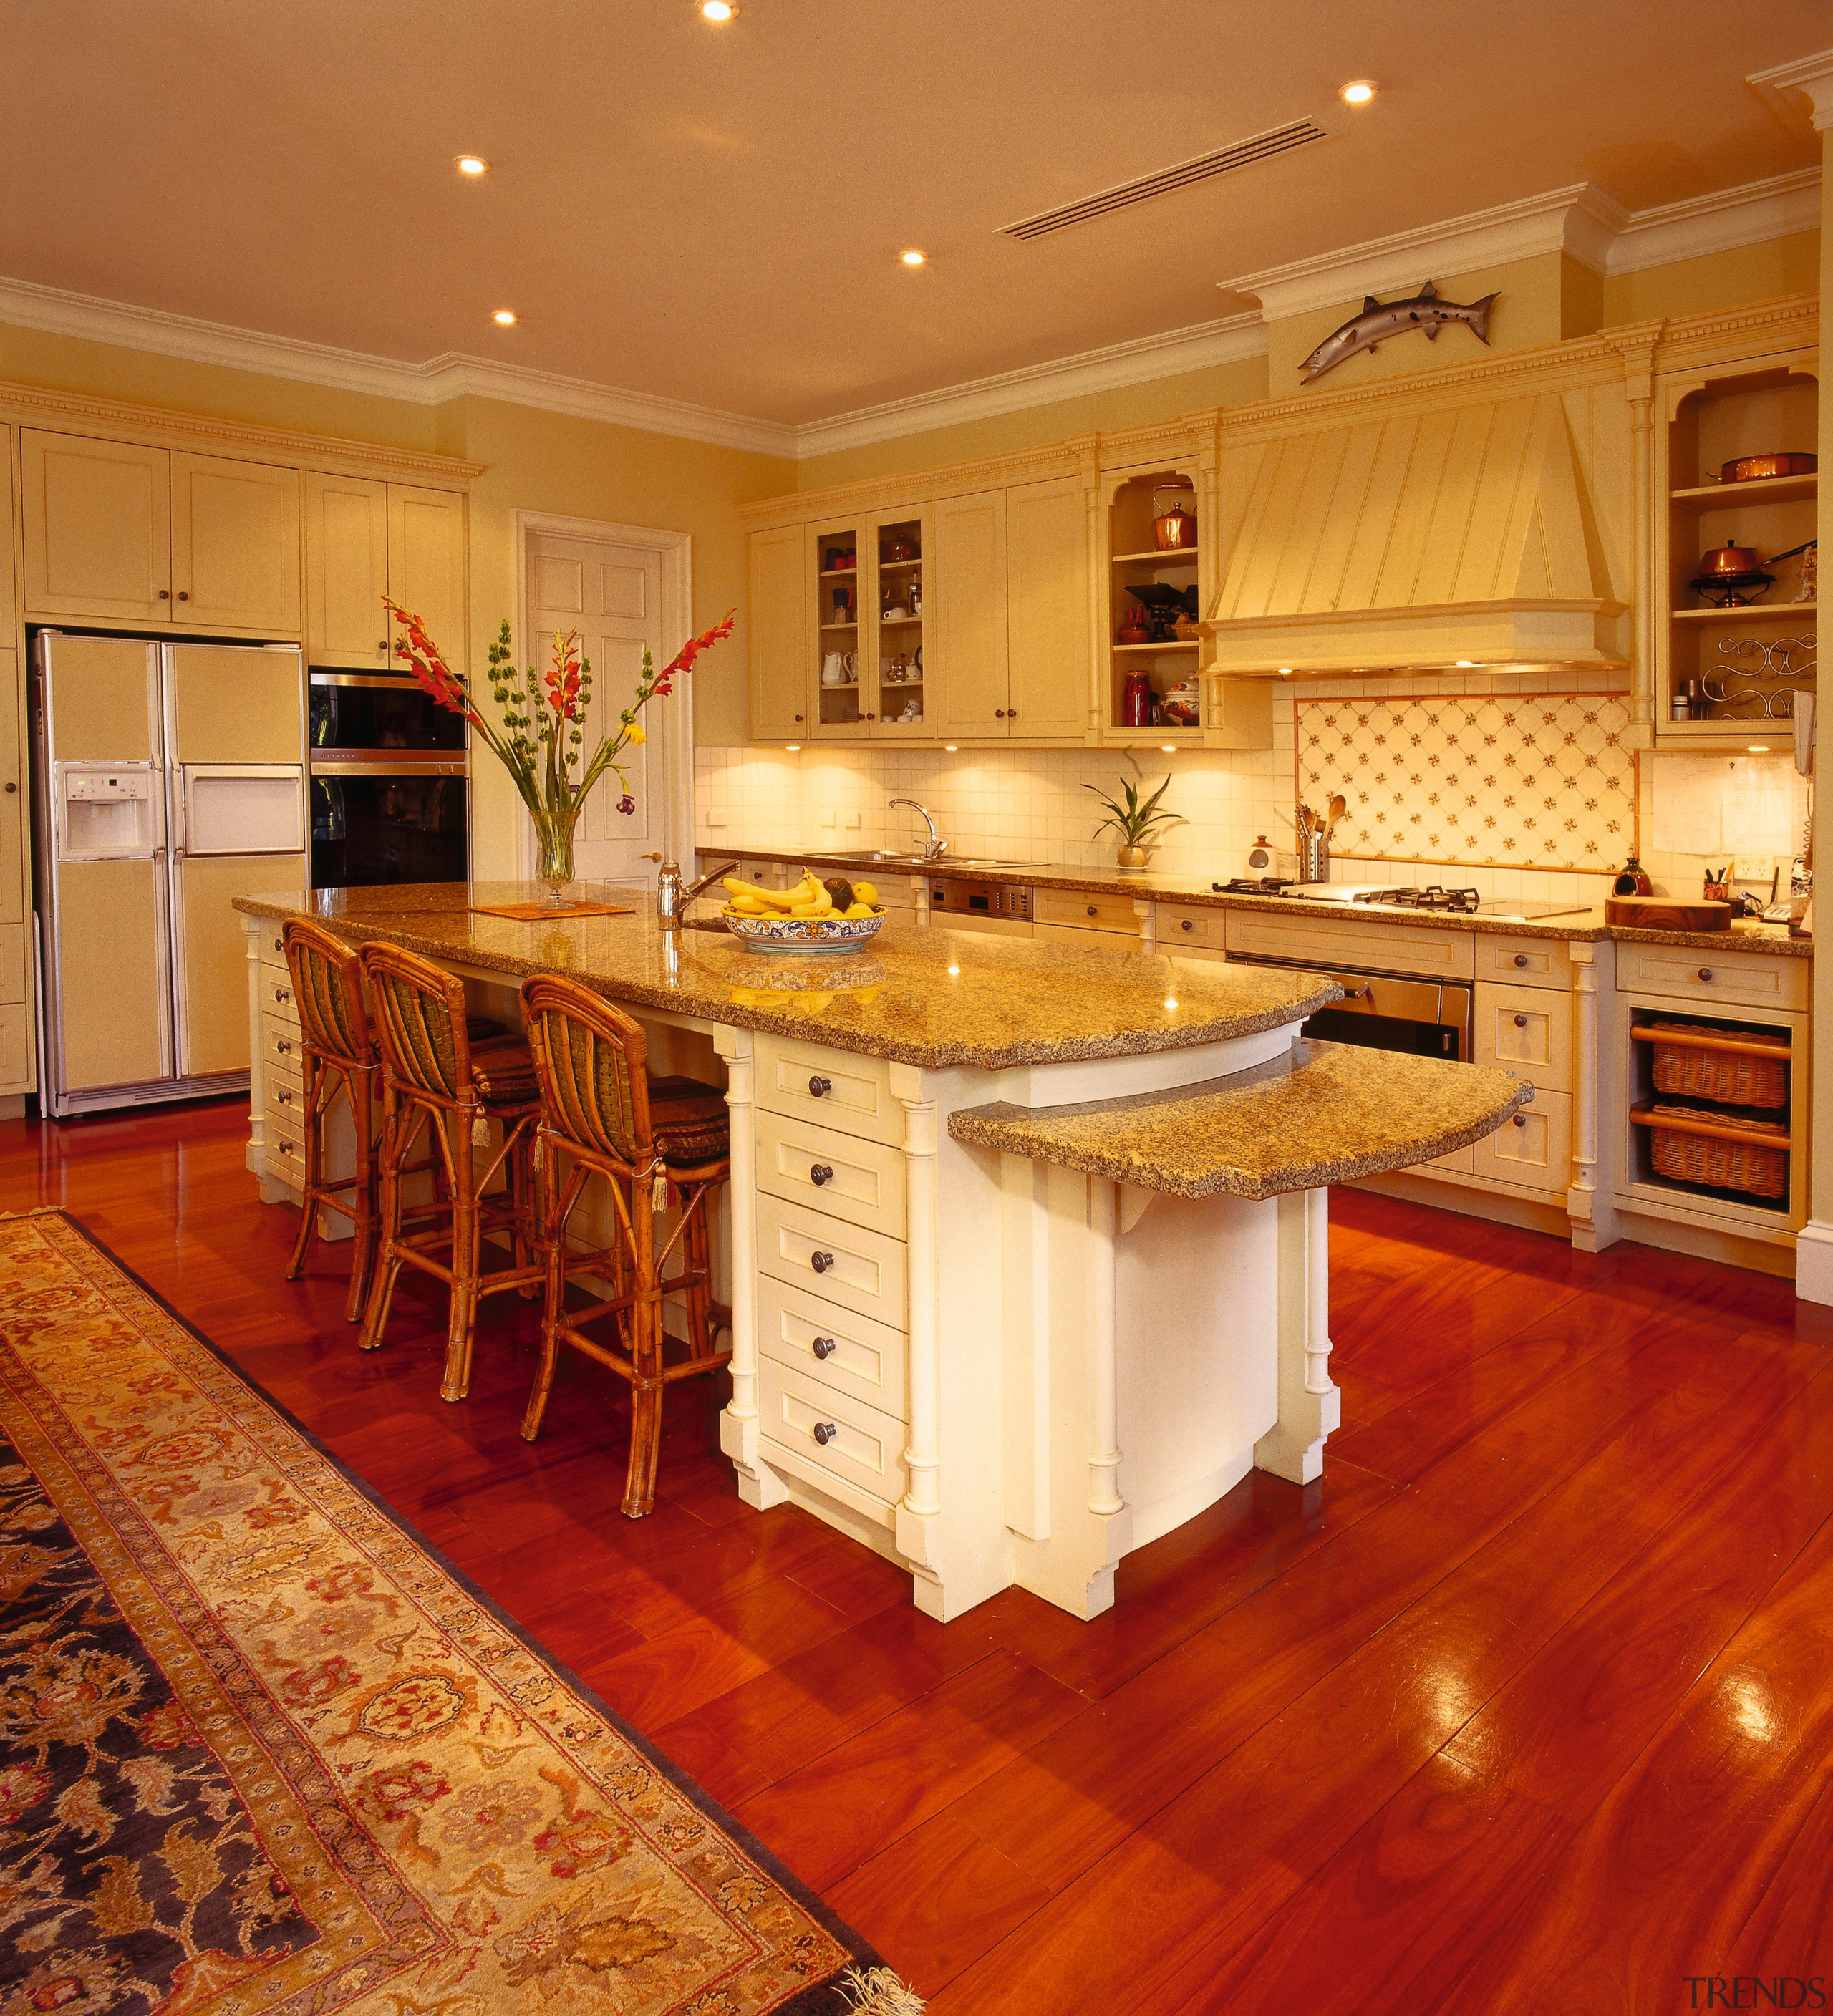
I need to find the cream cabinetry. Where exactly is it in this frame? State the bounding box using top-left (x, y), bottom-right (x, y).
top-left (387, 485), bottom-right (467, 667)
top-left (1033, 887), bottom-right (1147, 942)
top-left (302, 476), bottom-right (467, 670)
top-left (932, 491), bottom-right (1007, 740)
top-left (1005, 476), bottom-right (1090, 740)
top-left (23, 430), bottom-right (301, 633)
top-left (748, 523), bottom-right (808, 738)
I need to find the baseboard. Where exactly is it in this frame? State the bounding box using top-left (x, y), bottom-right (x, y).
top-left (1614, 1207), bottom-right (1796, 1281)
top-left (1794, 1219), bottom-right (1833, 1302)
top-left (1347, 1171), bottom-right (1572, 1239)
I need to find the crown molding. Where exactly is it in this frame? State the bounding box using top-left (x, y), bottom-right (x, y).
top-left (791, 314), bottom-right (1266, 461)
top-left (1748, 50), bottom-right (1833, 130)
top-left (0, 276), bottom-right (798, 458)
top-left (1605, 167), bottom-right (1823, 274)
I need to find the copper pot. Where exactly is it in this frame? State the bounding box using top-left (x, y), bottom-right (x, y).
top-left (1698, 541), bottom-right (1766, 577)
top-left (1718, 452), bottom-right (1817, 484)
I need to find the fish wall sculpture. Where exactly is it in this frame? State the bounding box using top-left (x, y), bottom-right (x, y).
top-left (1300, 281), bottom-right (1499, 384)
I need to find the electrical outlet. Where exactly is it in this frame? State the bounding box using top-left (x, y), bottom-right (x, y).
top-left (845, 811), bottom-right (861, 828)
top-left (705, 809), bottom-right (727, 828)
top-left (821, 810), bottom-right (836, 828)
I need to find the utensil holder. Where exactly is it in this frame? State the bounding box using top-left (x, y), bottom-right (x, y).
top-left (1300, 833), bottom-right (1329, 883)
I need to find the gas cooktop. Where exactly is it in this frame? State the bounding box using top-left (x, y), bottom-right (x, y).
top-left (1211, 878), bottom-right (1593, 922)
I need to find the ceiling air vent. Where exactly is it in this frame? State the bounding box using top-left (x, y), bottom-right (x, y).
top-left (997, 120), bottom-right (1330, 241)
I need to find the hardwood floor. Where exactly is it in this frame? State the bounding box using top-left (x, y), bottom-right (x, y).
top-left (7, 1096), bottom-right (1832, 2011)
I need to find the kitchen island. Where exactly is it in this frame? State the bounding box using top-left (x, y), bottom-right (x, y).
top-left (234, 882), bottom-right (1529, 1619)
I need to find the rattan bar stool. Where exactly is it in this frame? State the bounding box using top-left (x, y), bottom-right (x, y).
top-left (358, 941), bottom-right (544, 1400)
top-left (520, 973), bottom-right (734, 1518)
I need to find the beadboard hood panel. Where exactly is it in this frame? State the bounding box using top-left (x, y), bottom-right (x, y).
top-left (1203, 393), bottom-right (1626, 675)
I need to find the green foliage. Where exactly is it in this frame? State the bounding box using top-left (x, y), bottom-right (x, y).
top-left (1082, 756), bottom-right (1187, 848)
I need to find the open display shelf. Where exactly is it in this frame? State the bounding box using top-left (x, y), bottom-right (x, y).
top-left (1106, 471), bottom-right (1204, 741)
top-left (1625, 1007), bottom-right (1796, 1218)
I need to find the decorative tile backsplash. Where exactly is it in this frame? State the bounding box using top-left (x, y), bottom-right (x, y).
top-left (1296, 692), bottom-right (1635, 872)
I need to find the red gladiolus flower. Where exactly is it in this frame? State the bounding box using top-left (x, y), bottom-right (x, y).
top-left (385, 601), bottom-right (485, 730)
top-left (653, 611), bottom-right (737, 687)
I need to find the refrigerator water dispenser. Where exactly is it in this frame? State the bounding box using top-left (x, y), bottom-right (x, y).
top-left (57, 766), bottom-right (156, 858)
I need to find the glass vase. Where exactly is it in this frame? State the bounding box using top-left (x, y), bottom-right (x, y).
top-left (533, 812), bottom-right (581, 907)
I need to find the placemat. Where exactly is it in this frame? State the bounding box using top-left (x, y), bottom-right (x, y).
top-left (469, 898), bottom-right (637, 921)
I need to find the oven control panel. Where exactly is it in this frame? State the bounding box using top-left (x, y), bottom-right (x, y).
top-left (929, 878), bottom-right (1032, 919)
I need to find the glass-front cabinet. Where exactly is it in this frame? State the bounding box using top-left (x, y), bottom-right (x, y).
top-left (808, 507), bottom-right (931, 739)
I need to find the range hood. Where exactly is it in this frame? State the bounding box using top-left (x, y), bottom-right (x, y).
top-left (1201, 393), bottom-right (1626, 677)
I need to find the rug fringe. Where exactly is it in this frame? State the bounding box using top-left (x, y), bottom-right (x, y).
top-left (837, 1965), bottom-right (927, 2013)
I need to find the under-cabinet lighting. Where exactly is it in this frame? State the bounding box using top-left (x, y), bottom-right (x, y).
top-left (1340, 80), bottom-right (1376, 105)
top-left (1455, 660), bottom-right (1478, 668)
top-left (944, 744), bottom-right (957, 751)
top-left (701, 1), bottom-right (736, 18)
top-left (900, 249), bottom-right (927, 267)
top-left (1748, 745), bottom-right (1770, 752)
top-left (1277, 667), bottom-right (1294, 677)
top-left (785, 743), bottom-right (801, 751)
top-left (455, 155), bottom-right (490, 176)
top-left (1161, 744), bottom-right (1176, 752)
top-left (493, 309), bottom-right (517, 325)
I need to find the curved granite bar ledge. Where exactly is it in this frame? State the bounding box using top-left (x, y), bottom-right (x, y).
top-left (233, 883), bottom-right (1527, 1624)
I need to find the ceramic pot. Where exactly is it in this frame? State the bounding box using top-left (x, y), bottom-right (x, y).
top-left (1117, 617), bottom-right (1151, 645)
top-left (1116, 844), bottom-right (1149, 874)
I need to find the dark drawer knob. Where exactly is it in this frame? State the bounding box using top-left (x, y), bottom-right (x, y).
top-left (1514, 1014), bottom-right (1528, 1028)
top-left (810, 1163), bottom-right (833, 1186)
top-left (1181, 919), bottom-right (1194, 931)
top-left (1513, 954), bottom-right (1529, 969)
top-left (275, 1040), bottom-right (291, 1055)
top-left (1513, 1114), bottom-right (1527, 1128)
top-left (274, 1138), bottom-right (293, 1154)
top-left (812, 1336), bottom-right (836, 1360)
top-left (813, 1421), bottom-right (838, 1445)
top-left (811, 1251), bottom-right (835, 1274)
top-left (274, 986), bottom-right (291, 1004)
top-left (808, 1075), bottom-right (831, 1098)
top-left (276, 1089), bottom-right (291, 1105)
top-left (1087, 906), bottom-right (1098, 917)
top-left (272, 936), bottom-right (284, 952)
top-left (1698, 967), bottom-right (1713, 982)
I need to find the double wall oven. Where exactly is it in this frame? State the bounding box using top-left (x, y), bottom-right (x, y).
top-left (308, 672), bottom-right (468, 889)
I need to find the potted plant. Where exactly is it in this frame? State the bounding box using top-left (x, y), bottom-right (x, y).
top-left (1083, 757), bottom-right (1186, 873)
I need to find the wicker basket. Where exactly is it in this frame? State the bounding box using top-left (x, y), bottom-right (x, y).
top-left (1639, 1022), bottom-right (1790, 1109)
top-left (1637, 1102), bottom-right (1790, 1200)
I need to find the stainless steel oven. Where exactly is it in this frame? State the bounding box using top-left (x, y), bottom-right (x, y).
top-left (309, 760), bottom-right (468, 890)
top-left (1229, 954), bottom-right (1473, 1062)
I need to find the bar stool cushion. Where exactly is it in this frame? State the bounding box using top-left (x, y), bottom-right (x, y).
top-left (469, 1038), bottom-right (542, 1110)
top-left (647, 1077), bottom-right (730, 1169)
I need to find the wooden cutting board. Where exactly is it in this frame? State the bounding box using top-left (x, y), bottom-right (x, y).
top-left (1604, 896), bottom-right (1732, 931)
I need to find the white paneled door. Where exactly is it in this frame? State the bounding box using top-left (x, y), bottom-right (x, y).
top-left (523, 528), bottom-right (679, 888)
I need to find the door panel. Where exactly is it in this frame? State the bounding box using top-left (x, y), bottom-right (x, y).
top-left (749, 525), bottom-right (808, 739)
top-left (170, 453), bottom-right (301, 631)
top-left (387, 485), bottom-right (467, 662)
top-left (54, 858), bottom-right (168, 1089)
top-left (0, 651), bottom-right (19, 926)
top-left (41, 636), bottom-right (159, 762)
top-left (175, 853), bottom-right (299, 1076)
top-left (1007, 476), bottom-right (1090, 738)
top-left (22, 432), bottom-right (170, 621)
top-left (165, 645), bottom-right (304, 765)
top-left (304, 472), bottom-right (390, 667)
top-left (934, 491), bottom-right (1008, 739)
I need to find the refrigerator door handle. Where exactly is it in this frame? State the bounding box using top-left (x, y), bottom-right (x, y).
top-left (153, 847), bottom-right (175, 1080)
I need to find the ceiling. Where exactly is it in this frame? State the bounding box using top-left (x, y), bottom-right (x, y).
top-left (1, 1), bottom-right (1824, 427)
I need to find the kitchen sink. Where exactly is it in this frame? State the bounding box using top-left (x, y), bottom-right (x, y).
top-left (944, 858), bottom-right (1045, 869)
top-left (823, 850), bottom-right (1044, 870)
top-left (826, 850), bottom-right (932, 865)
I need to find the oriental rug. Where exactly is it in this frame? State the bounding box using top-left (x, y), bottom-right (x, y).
top-left (0, 1208), bottom-right (921, 2016)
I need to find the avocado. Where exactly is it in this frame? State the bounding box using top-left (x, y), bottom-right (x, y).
top-left (822, 876), bottom-right (856, 911)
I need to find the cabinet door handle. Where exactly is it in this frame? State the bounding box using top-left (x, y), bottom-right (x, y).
top-left (1513, 954), bottom-right (1529, 969)
top-left (810, 1250), bottom-right (835, 1274)
top-left (994, 709), bottom-right (1005, 719)
top-left (813, 1420), bottom-right (838, 1445)
top-left (158, 589), bottom-right (170, 600)
top-left (2, 783), bottom-right (14, 794)
top-left (177, 590), bottom-right (190, 602)
top-left (807, 1075), bottom-right (831, 1097)
top-left (810, 1163), bottom-right (833, 1186)
top-left (1698, 967), bottom-right (1713, 982)
top-left (1007, 708), bottom-right (1016, 718)
top-left (1512, 1114), bottom-right (1527, 1128)
top-left (379, 640), bottom-right (390, 653)
top-left (1514, 1014), bottom-right (1528, 1028)
top-left (794, 714), bottom-right (804, 722)
top-left (812, 1336), bottom-right (836, 1360)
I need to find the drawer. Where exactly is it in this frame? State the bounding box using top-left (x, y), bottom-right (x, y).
top-left (1031, 921), bottom-right (1143, 949)
top-left (1224, 911), bottom-right (1475, 980)
top-left (756, 1108), bottom-right (906, 1239)
top-left (265, 1101), bottom-right (306, 1182)
top-left (758, 1354), bottom-right (909, 1510)
top-left (0, 923), bottom-right (25, 1005)
top-left (756, 1192), bottom-right (907, 1332)
top-left (758, 1274), bottom-right (908, 1419)
top-left (1472, 1088), bottom-right (1570, 1196)
top-left (755, 1032), bottom-right (901, 1147)
top-left (260, 971), bottom-right (300, 1022)
top-left (266, 1072), bottom-right (307, 1131)
top-left (261, 1009), bottom-right (305, 1077)
top-left (1474, 982), bottom-right (1572, 1094)
top-left (1156, 903), bottom-right (1225, 951)
top-left (1034, 887), bottom-right (1144, 936)
top-left (258, 926), bottom-right (290, 974)
top-left (1422, 1142), bottom-right (1476, 1176)
top-left (1620, 945), bottom-right (1809, 1014)
top-left (1474, 934), bottom-right (1574, 989)
top-left (0, 1003), bottom-right (31, 1092)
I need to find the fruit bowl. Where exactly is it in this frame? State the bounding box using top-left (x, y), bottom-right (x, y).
top-left (721, 908), bottom-right (886, 955)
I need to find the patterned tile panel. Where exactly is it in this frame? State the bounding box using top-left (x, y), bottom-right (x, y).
top-left (1296, 693), bottom-right (1634, 872)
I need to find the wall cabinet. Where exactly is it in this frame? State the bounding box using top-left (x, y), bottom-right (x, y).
top-left (933, 492), bottom-right (1007, 739)
top-left (23, 430), bottom-right (301, 633)
top-left (749, 523), bottom-right (808, 738)
top-left (303, 476), bottom-right (466, 670)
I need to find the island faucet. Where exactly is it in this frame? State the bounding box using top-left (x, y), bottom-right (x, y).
top-left (889, 798), bottom-right (948, 862)
top-left (655, 857), bottom-right (736, 925)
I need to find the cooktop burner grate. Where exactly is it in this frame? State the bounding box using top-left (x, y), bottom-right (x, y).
top-left (1213, 876), bottom-right (1300, 895)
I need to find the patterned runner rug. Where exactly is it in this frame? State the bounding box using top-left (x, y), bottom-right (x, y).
top-left (0, 1209), bottom-right (922, 2016)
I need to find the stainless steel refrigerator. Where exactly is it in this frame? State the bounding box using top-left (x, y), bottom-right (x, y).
top-left (32, 633), bottom-right (306, 1118)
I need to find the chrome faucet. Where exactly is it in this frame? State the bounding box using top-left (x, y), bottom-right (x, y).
top-left (656, 858), bottom-right (736, 926)
top-left (888, 798), bottom-right (948, 862)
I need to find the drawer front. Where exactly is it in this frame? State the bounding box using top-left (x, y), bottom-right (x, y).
top-left (1474, 934), bottom-right (1574, 989)
top-left (1422, 1142), bottom-right (1476, 1176)
top-left (1031, 920), bottom-right (1143, 948)
top-left (261, 971), bottom-right (300, 1022)
top-left (0, 923), bottom-right (25, 1005)
top-left (258, 926), bottom-right (290, 974)
top-left (755, 1032), bottom-right (901, 1147)
top-left (266, 1071), bottom-right (307, 1132)
top-left (757, 1274), bottom-right (908, 1419)
top-left (0, 1004), bottom-right (31, 1090)
top-left (756, 1192), bottom-right (907, 1331)
top-left (1621, 946), bottom-right (1809, 1013)
top-left (261, 1009), bottom-right (305, 1077)
top-left (1034, 887), bottom-right (1143, 935)
top-left (1474, 982), bottom-right (1572, 1093)
top-left (1156, 902), bottom-right (1225, 951)
top-left (1472, 1088), bottom-right (1571, 1196)
top-left (756, 1109), bottom-right (906, 1239)
top-left (265, 1100), bottom-right (306, 1181)
top-left (1224, 911), bottom-right (1476, 980)
top-left (759, 1354), bottom-right (909, 1508)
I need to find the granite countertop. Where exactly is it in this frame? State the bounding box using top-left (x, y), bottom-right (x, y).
top-left (233, 882), bottom-right (1341, 1072)
top-left (703, 843), bottom-right (1811, 959)
top-left (949, 1039), bottom-right (1535, 1201)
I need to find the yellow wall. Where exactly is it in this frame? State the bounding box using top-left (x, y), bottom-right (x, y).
top-left (1602, 229), bottom-right (1819, 325)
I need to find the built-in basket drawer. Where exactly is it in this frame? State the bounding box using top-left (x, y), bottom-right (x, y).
top-left (755, 1191), bottom-right (907, 1331)
top-left (1224, 910), bottom-right (1476, 980)
top-left (756, 1108), bottom-right (906, 1240)
top-left (759, 1354), bottom-right (909, 1511)
top-left (260, 1010), bottom-right (305, 1079)
top-left (757, 1274), bottom-right (908, 1419)
top-left (1618, 944), bottom-right (1809, 1014)
top-left (1474, 981), bottom-right (1572, 1094)
top-left (1472, 1087), bottom-right (1570, 1196)
top-left (1474, 933), bottom-right (1575, 990)
top-left (754, 1032), bottom-right (901, 1147)
top-left (1033, 888), bottom-right (1144, 936)
top-left (1156, 903), bottom-right (1225, 951)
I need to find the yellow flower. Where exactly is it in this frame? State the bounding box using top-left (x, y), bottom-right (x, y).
top-left (624, 723), bottom-right (647, 745)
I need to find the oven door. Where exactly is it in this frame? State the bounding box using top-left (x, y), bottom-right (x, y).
top-left (1230, 954), bottom-right (1472, 1062)
top-left (309, 673), bottom-right (468, 756)
top-left (309, 760), bottom-right (468, 890)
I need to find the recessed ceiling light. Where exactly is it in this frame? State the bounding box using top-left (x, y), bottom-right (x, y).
top-left (1164, 998), bottom-right (1179, 1011)
top-left (1340, 80), bottom-right (1376, 105)
top-left (700, 1), bottom-right (735, 18)
top-left (493, 309), bottom-right (517, 325)
top-left (900, 249), bottom-right (927, 267)
top-left (455, 155), bottom-right (490, 176)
